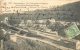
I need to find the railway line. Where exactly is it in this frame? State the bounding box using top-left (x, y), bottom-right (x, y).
top-left (1, 23), bottom-right (79, 50)
top-left (15, 34), bottom-right (74, 50)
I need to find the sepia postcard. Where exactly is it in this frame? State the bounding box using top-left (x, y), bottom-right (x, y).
top-left (0, 0), bottom-right (80, 50)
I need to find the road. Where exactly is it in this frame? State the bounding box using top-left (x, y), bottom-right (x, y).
top-left (14, 34), bottom-right (74, 50)
top-left (7, 24), bottom-right (76, 50)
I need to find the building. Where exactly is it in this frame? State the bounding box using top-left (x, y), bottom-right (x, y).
top-left (19, 20), bottom-right (25, 27)
top-left (3, 17), bottom-right (8, 23)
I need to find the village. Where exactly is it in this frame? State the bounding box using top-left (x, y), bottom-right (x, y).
top-left (0, 16), bottom-right (80, 50)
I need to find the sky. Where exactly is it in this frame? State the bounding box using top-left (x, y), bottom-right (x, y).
top-left (0, 0), bottom-right (80, 13)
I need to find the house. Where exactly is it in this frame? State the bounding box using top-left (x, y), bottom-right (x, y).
top-left (3, 17), bottom-right (8, 23)
top-left (19, 20), bottom-right (25, 27)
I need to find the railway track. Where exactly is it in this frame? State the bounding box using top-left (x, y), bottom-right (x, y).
top-left (1, 23), bottom-right (79, 50)
top-left (15, 34), bottom-right (74, 50)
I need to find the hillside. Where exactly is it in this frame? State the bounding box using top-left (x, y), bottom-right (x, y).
top-left (0, 1), bottom-right (80, 23)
